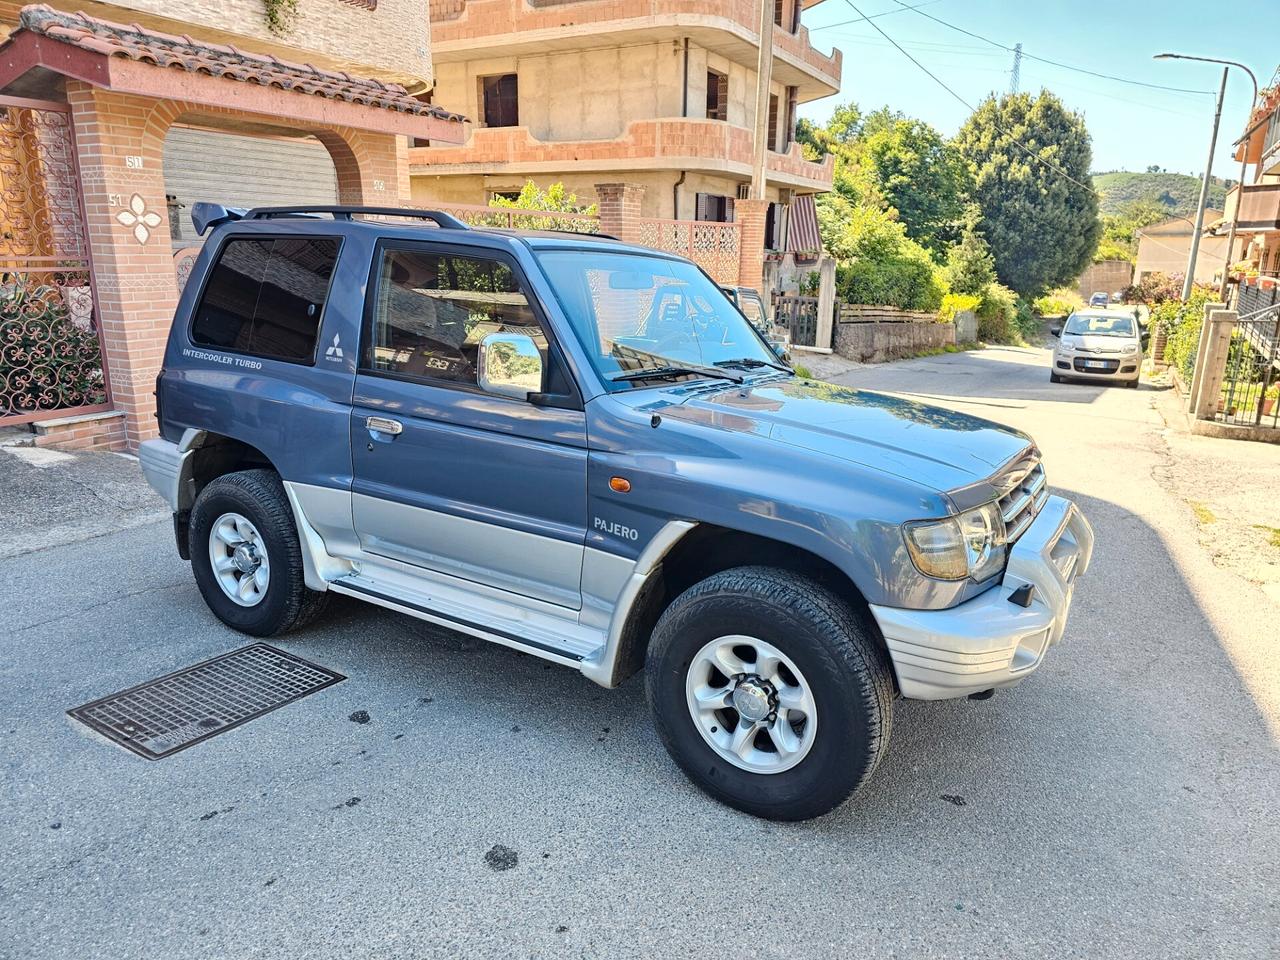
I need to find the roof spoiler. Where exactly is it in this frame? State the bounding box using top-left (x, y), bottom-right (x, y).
top-left (191, 202), bottom-right (246, 236)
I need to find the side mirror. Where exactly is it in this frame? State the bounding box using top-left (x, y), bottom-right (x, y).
top-left (1050, 326), bottom-right (1062, 338)
top-left (478, 332), bottom-right (543, 400)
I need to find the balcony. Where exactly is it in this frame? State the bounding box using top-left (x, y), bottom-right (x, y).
top-left (408, 118), bottom-right (836, 191)
top-left (1223, 183), bottom-right (1280, 232)
top-left (426, 0), bottom-right (841, 101)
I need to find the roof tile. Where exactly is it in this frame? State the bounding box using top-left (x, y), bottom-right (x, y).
top-left (16, 4), bottom-right (465, 124)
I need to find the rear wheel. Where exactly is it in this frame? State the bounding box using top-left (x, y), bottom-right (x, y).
top-left (645, 566), bottom-right (894, 821)
top-left (188, 469), bottom-right (329, 636)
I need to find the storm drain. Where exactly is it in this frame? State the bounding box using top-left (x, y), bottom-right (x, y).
top-left (68, 644), bottom-right (345, 760)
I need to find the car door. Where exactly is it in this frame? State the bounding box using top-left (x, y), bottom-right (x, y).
top-left (349, 239), bottom-right (588, 609)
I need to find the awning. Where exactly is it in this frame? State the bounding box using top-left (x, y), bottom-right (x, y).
top-left (787, 193), bottom-right (822, 259)
top-left (0, 5), bottom-right (467, 141)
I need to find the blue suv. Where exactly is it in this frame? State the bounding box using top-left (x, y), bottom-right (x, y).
top-left (141, 205), bottom-right (1093, 820)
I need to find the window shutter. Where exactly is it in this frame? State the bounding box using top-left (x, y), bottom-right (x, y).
top-left (695, 192), bottom-right (709, 221)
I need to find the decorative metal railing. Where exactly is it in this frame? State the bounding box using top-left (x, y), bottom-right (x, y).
top-left (1216, 302), bottom-right (1280, 429)
top-left (0, 98), bottom-right (108, 425)
top-left (636, 219), bottom-right (740, 284)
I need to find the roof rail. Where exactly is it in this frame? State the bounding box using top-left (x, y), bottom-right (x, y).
top-left (241, 206), bottom-right (471, 230)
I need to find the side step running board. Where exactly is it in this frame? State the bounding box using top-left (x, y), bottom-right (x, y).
top-left (328, 576), bottom-right (597, 665)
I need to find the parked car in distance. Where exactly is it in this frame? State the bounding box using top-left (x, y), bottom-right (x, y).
top-left (1051, 309), bottom-right (1142, 388)
top-left (719, 284), bottom-right (790, 360)
top-left (1110, 291), bottom-right (1124, 304)
top-left (1089, 291), bottom-right (1110, 307)
top-left (141, 203), bottom-right (1093, 821)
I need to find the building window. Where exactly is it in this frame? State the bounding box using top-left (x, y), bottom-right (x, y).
top-left (706, 70), bottom-right (727, 122)
top-left (774, 0), bottom-right (784, 27)
top-left (764, 202), bottom-right (786, 251)
top-left (481, 73), bottom-right (519, 128)
top-left (695, 193), bottom-right (734, 223)
top-left (490, 190), bottom-right (521, 203)
top-left (191, 236), bottom-right (339, 364)
top-left (767, 95), bottom-right (779, 152)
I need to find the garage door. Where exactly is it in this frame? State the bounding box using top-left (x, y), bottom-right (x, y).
top-left (162, 126), bottom-right (339, 249)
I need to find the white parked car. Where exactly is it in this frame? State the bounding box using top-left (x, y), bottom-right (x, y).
top-left (1050, 309), bottom-right (1142, 388)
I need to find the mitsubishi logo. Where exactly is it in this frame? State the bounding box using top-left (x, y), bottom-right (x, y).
top-left (325, 334), bottom-right (344, 361)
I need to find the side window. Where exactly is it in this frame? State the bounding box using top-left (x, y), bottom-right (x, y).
top-left (369, 247), bottom-right (546, 390)
top-left (191, 236), bottom-right (338, 363)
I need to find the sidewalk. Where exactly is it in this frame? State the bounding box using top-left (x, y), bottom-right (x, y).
top-left (0, 441), bottom-right (167, 559)
top-left (1150, 372), bottom-right (1280, 602)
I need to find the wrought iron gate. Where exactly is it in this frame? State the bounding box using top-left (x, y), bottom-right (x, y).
top-left (0, 96), bottom-right (108, 425)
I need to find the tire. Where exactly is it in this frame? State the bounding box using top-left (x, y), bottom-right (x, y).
top-left (188, 469), bottom-right (329, 637)
top-left (1049, 372), bottom-right (1062, 383)
top-left (1125, 378), bottom-right (1139, 389)
top-left (645, 566), bottom-right (894, 821)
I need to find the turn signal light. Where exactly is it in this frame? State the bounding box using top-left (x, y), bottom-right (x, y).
top-left (609, 476), bottom-right (631, 493)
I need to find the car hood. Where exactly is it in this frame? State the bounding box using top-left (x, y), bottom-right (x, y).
top-left (652, 376), bottom-right (1032, 493)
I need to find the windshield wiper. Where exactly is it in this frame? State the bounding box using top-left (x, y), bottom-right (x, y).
top-left (610, 365), bottom-right (744, 385)
top-left (713, 357), bottom-right (793, 374)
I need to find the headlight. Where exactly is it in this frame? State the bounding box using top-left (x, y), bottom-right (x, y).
top-left (903, 503), bottom-right (1008, 582)
top-left (1122, 342), bottom-right (1140, 354)
top-left (1059, 338), bottom-right (1078, 352)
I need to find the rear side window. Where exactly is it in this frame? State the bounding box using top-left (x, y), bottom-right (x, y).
top-left (191, 236), bottom-right (339, 363)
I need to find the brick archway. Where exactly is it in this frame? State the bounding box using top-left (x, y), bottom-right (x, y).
top-left (66, 86), bottom-right (414, 447)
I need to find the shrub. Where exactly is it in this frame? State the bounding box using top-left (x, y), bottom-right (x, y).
top-left (938, 292), bottom-right (980, 322)
top-left (975, 283), bottom-right (1018, 342)
top-left (1032, 287), bottom-right (1084, 317)
top-left (1156, 287), bottom-right (1215, 382)
top-left (837, 253), bottom-right (944, 312)
top-left (943, 224), bottom-right (996, 296)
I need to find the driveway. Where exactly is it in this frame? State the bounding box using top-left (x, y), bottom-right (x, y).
top-left (2, 345), bottom-right (1277, 960)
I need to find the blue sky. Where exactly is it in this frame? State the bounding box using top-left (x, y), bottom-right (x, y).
top-left (798, 0), bottom-right (1278, 180)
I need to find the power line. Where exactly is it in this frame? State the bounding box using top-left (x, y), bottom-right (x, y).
top-left (812, 0), bottom-right (943, 32)
top-left (887, 0), bottom-right (1215, 97)
top-left (837, 0), bottom-right (1098, 195)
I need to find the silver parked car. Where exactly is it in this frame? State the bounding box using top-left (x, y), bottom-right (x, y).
top-left (1051, 309), bottom-right (1142, 388)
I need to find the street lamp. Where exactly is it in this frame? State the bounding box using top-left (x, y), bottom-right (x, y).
top-left (1153, 54), bottom-right (1258, 300)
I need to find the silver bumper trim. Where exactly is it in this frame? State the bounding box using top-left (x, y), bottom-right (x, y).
top-left (871, 495), bottom-right (1094, 700)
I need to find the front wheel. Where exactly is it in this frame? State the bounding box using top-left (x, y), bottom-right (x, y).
top-left (188, 469), bottom-right (329, 636)
top-left (645, 566), bottom-right (894, 821)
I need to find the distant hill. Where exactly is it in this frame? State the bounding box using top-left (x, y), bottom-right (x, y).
top-left (1093, 171), bottom-right (1229, 217)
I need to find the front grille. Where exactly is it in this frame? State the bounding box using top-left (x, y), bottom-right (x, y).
top-left (1073, 357), bottom-right (1120, 373)
top-left (998, 460), bottom-right (1048, 544)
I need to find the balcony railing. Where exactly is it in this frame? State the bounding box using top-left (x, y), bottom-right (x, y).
top-left (408, 119), bottom-right (835, 190)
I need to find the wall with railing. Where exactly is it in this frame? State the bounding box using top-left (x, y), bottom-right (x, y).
top-left (635, 218), bottom-right (741, 283)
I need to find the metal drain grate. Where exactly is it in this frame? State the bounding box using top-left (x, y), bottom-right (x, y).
top-left (68, 644), bottom-right (345, 760)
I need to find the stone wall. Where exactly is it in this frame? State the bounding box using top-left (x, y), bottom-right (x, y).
top-left (1077, 259), bottom-right (1133, 300)
top-left (834, 308), bottom-right (956, 363)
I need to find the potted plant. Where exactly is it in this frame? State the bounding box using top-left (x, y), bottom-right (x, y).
top-left (1262, 382), bottom-right (1279, 418)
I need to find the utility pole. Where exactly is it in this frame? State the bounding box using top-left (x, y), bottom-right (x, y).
top-left (750, 0), bottom-right (775, 201)
top-left (1009, 43), bottom-right (1022, 95)
top-left (1182, 67), bottom-right (1228, 300)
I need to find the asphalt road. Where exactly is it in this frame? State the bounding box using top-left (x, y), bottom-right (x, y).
top-left (2, 345), bottom-right (1278, 959)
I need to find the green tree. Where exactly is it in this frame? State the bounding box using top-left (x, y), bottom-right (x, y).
top-left (944, 214), bottom-right (996, 295)
top-left (954, 92), bottom-right (1101, 297)
top-left (1096, 198), bottom-right (1170, 262)
top-left (857, 116), bottom-right (972, 251)
top-left (490, 180), bottom-right (597, 216)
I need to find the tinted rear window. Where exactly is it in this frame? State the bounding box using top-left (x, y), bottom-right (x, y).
top-left (191, 236), bottom-right (339, 363)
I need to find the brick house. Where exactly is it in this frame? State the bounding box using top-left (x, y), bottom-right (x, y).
top-left (0, 1), bottom-right (464, 450)
top-left (411, 0), bottom-right (841, 290)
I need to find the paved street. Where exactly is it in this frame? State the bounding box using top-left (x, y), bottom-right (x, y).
top-left (2, 345), bottom-right (1278, 960)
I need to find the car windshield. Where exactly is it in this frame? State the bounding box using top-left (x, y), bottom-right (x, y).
top-left (536, 251), bottom-right (782, 387)
top-left (1064, 313), bottom-right (1136, 337)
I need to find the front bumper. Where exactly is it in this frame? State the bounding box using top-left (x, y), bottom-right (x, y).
top-left (1054, 352), bottom-right (1140, 381)
top-left (870, 495), bottom-right (1094, 700)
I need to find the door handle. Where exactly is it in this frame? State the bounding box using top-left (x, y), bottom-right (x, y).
top-left (365, 416), bottom-right (403, 436)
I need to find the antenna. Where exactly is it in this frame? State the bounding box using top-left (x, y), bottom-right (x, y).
top-left (1009, 42), bottom-right (1022, 95)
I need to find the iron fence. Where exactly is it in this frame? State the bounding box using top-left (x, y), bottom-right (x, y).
top-left (0, 97), bottom-right (108, 425)
top-left (1216, 302), bottom-right (1280, 429)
